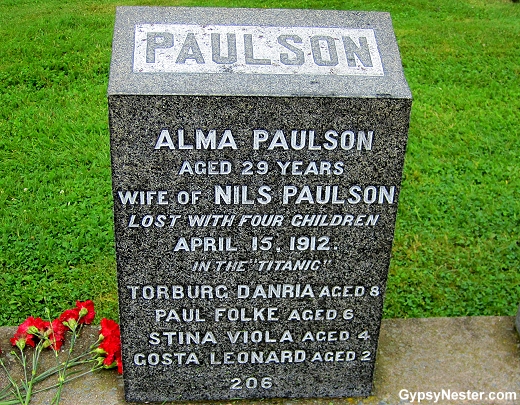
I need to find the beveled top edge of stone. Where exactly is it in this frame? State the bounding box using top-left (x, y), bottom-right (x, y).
top-left (108, 6), bottom-right (412, 99)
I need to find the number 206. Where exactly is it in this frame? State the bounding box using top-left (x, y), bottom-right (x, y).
top-left (230, 377), bottom-right (273, 390)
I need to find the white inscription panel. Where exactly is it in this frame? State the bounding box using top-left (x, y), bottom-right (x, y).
top-left (133, 24), bottom-right (384, 76)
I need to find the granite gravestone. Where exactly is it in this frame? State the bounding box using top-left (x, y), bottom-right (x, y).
top-left (108, 6), bottom-right (411, 402)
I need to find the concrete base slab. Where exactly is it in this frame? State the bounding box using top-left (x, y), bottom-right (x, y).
top-left (1, 316), bottom-right (519, 405)
top-left (515, 306), bottom-right (520, 334)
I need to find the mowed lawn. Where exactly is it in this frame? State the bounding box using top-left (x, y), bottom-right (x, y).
top-left (0, 0), bottom-right (518, 325)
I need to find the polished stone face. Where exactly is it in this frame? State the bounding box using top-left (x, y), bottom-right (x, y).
top-left (108, 7), bottom-right (411, 402)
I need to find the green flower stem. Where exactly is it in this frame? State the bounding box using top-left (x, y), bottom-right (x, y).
top-left (52, 326), bottom-right (77, 405)
top-left (0, 353), bottom-right (98, 401)
top-left (0, 358), bottom-right (98, 404)
top-left (24, 343), bottom-right (44, 405)
top-left (30, 365), bottom-right (103, 397)
top-left (0, 322), bottom-right (105, 405)
top-left (0, 358), bottom-right (24, 405)
top-left (31, 357), bottom-right (93, 385)
top-left (0, 335), bottom-right (101, 404)
top-left (0, 398), bottom-right (25, 405)
top-left (0, 352), bottom-right (97, 402)
top-left (51, 323), bottom-right (101, 405)
top-left (21, 353), bottom-right (27, 396)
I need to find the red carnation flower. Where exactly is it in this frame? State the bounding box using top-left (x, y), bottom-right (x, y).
top-left (75, 300), bottom-right (95, 324)
top-left (59, 308), bottom-right (80, 330)
top-left (59, 309), bottom-right (79, 322)
top-left (99, 318), bottom-right (119, 340)
top-left (10, 317), bottom-right (47, 349)
top-left (44, 319), bottom-right (68, 350)
top-left (98, 318), bottom-right (122, 374)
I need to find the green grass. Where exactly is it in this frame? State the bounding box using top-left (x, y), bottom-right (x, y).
top-left (0, 0), bottom-right (518, 325)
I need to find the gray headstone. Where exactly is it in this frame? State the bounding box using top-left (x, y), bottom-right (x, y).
top-left (108, 6), bottom-right (411, 402)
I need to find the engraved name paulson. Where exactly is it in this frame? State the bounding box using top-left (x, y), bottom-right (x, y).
top-left (133, 24), bottom-right (384, 76)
